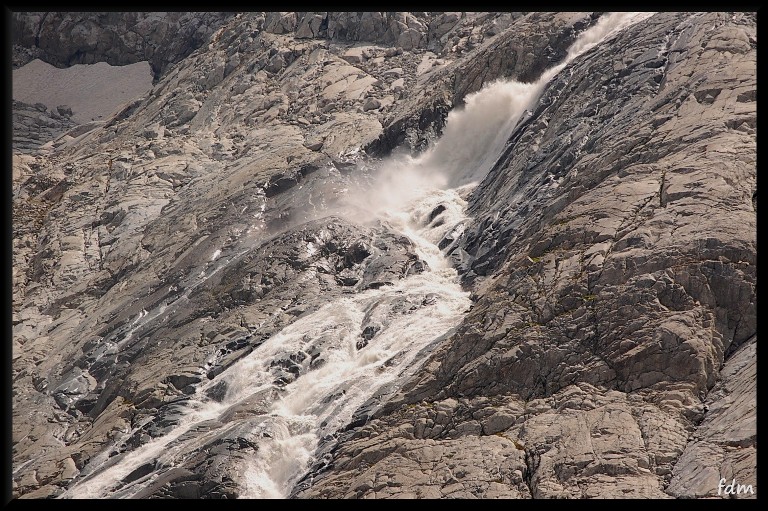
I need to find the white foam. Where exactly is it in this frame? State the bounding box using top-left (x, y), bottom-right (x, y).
top-left (59, 12), bottom-right (656, 500)
top-left (416, 11), bottom-right (657, 188)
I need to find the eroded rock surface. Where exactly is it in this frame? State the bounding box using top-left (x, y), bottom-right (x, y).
top-left (12, 100), bottom-right (77, 153)
top-left (295, 12), bottom-right (756, 499)
top-left (12, 11), bottom-right (755, 500)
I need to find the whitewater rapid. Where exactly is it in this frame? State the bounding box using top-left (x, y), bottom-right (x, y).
top-left (60, 183), bottom-right (473, 499)
top-left (415, 11), bottom-right (656, 187)
top-left (60, 11), bottom-right (653, 499)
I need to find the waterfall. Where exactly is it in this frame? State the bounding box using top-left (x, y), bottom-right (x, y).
top-left (60, 11), bottom-right (654, 499)
top-left (416, 11), bottom-right (656, 187)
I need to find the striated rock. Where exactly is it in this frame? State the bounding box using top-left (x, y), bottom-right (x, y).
top-left (667, 336), bottom-right (756, 498)
top-left (12, 99), bottom-right (77, 153)
top-left (295, 11), bottom-right (756, 499)
top-left (11, 11), bottom-right (755, 500)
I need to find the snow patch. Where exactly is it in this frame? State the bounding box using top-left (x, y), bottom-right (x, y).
top-left (13, 59), bottom-right (153, 124)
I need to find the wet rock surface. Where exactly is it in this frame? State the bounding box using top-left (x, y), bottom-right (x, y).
top-left (295, 12), bottom-right (756, 499)
top-left (12, 11), bottom-right (755, 499)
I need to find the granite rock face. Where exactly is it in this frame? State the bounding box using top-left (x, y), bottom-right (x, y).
top-left (668, 336), bottom-right (756, 498)
top-left (296, 12), bottom-right (756, 499)
top-left (12, 11), bottom-right (755, 500)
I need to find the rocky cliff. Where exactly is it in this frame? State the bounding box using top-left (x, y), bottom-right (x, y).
top-left (11, 11), bottom-right (755, 499)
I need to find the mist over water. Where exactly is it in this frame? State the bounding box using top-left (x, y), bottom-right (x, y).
top-left (331, 12), bottom-right (655, 230)
top-left (60, 12), bottom-right (654, 499)
top-left (403, 11), bottom-right (656, 189)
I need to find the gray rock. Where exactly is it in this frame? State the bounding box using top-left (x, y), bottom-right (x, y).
top-left (295, 13), bottom-right (327, 39)
top-left (362, 97), bottom-right (381, 112)
top-left (304, 136), bottom-right (324, 151)
top-left (12, 12), bottom-right (236, 78)
top-left (295, 11), bottom-right (756, 499)
top-left (11, 10), bottom-right (755, 500)
top-left (56, 105), bottom-right (73, 117)
top-left (667, 336), bottom-right (756, 498)
top-left (12, 100), bottom-right (77, 153)
top-left (265, 12), bottom-right (297, 34)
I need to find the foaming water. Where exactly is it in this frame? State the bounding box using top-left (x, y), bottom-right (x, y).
top-left (415, 11), bottom-right (656, 187)
top-left (60, 175), bottom-right (473, 500)
top-left (223, 176), bottom-right (475, 496)
top-left (60, 12), bottom-right (654, 499)
top-left (418, 79), bottom-right (542, 187)
top-left (60, 400), bottom-right (228, 499)
top-left (231, 263), bottom-right (471, 497)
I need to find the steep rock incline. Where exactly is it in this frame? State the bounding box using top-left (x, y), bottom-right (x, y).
top-left (295, 12), bottom-right (755, 499)
top-left (668, 336), bottom-right (756, 498)
top-left (366, 12), bottom-right (597, 156)
top-left (12, 11), bottom-right (597, 498)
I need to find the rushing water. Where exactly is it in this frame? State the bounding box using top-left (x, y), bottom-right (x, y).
top-left (61, 12), bottom-right (653, 499)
